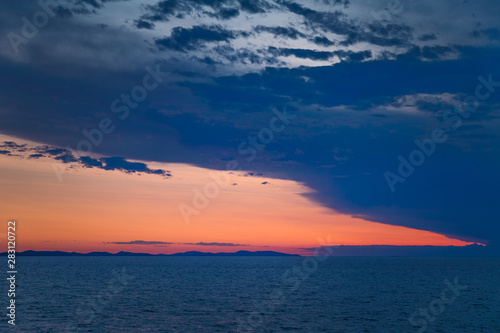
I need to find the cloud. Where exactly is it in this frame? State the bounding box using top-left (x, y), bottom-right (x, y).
top-left (209, 7), bottom-right (240, 20)
top-left (184, 242), bottom-right (248, 246)
top-left (239, 0), bottom-right (273, 14)
top-left (1, 141), bottom-right (172, 178)
top-left (44, 148), bottom-right (68, 156)
top-left (419, 33), bottom-right (437, 41)
top-left (254, 26), bottom-right (306, 40)
top-left (269, 47), bottom-right (334, 61)
top-left (471, 28), bottom-right (500, 41)
top-left (333, 49), bottom-right (372, 62)
top-left (0, 0), bottom-right (500, 253)
top-left (99, 157), bottom-right (168, 175)
top-left (134, 19), bottom-right (155, 30)
top-left (310, 36), bottom-right (335, 47)
top-left (78, 155), bottom-right (171, 177)
top-left (104, 240), bottom-right (174, 245)
top-left (278, 0), bottom-right (413, 47)
top-left (155, 25), bottom-right (238, 52)
top-left (79, 156), bottom-right (103, 167)
top-left (0, 141), bottom-right (27, 151)
top-left (104, 240), bottom-right (249, 247)
top-left (141, 0), bottom-right (273, 23)
top-left (397, 45), bottom-right (459, 61)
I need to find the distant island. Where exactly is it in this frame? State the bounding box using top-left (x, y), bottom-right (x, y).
top-left (2, 244), bottom-right (498, 257)
top-left (0, 250), bottom-right (301, 257)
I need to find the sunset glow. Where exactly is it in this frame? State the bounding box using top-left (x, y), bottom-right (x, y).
top-left (0, 135), bottom-right (472, 255)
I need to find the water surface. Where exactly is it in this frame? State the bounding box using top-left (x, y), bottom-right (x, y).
top-left (13, 257), bottom-right (500, 332)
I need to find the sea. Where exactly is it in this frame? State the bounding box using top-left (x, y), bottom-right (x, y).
top-left (11, 257), bottom-right (500, 332)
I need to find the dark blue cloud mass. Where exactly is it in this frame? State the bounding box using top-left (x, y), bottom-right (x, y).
top-left (0, 0), bottom-right (500, 254)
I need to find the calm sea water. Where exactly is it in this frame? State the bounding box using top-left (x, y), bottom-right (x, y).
top-left (10, 257), bottom-right (500, 332)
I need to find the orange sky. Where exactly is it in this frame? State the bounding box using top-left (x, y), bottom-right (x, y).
top-left (0, 134), bottom-right (473, 255)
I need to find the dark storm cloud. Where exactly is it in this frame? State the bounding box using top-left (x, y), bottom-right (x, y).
top-left (278, 0), bottom-right (413, 47)
top-left (211, 45), bottom-right (279, 65)
top-left (141, 0), bottom-right (274, 23)
top-left (212, 7), bottom-right (240, 20)
top-left (99, 156), bottom-right (170, 176)
top-left (471, 28), bottom-right (500, 41)
top-left (1, 142), bottom-right (172, 177)
top-left (67, 155), bottom-right (172, 177)
top-left (254, 26), bottom-right (306, 39)
top-left (134, 19), bottom-right (155, 30)
top-left (396, 45), bottom-right (458, 61)
top-left (172, 46), bottom-right (500, 251)
top-left (238, 0), bottom-right (273, 13)
top-left (0, 141), bottom-right (27, 150)
top-left (67, 0), bottom-right (129, 16)
top-left (341, 22), bottom-right (413, 47)
top-left (1, 0), bottom-right (500, 255)
top-left (44, 148), bottom-right (68, 156)
top-left (142, 0), bottom-right (181, 21)
top-left (184, 48), bottom-right (480, 112)
top-left (418, 33), bottom-right (437, 41)
top-left (141, 0), bottom-right (414, 50)
top-left (53, 6), bottom-right (73, 19)
top-left (77, 0), bottom-right (104, 9)
top-left (268, 47), bottom-right (334, 60)
top-left (333, 49), bottom-right (372, 62)
top-left (79, 156), bottom-right (103, 167)
top-left (310, 36), bottom-right (335, 47)
top-left (155, 25), bottom-right (238, 52)
top-left (78, 155), bottom-right (172, 177)
top-left (54, 151), bottom-right (78, 163)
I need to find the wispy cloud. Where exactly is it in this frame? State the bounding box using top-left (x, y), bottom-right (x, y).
top-left (103, 240), bottom-right (249, 247)
top-left (104, 240), bottom-right (174, 246)
top-left (183, 242), bottom-right (248, 247)
top-left (0, 141), bottom-right (172, 178)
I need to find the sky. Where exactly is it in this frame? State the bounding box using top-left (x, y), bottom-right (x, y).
top-left (0, 0), bottom-right (499, 255)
